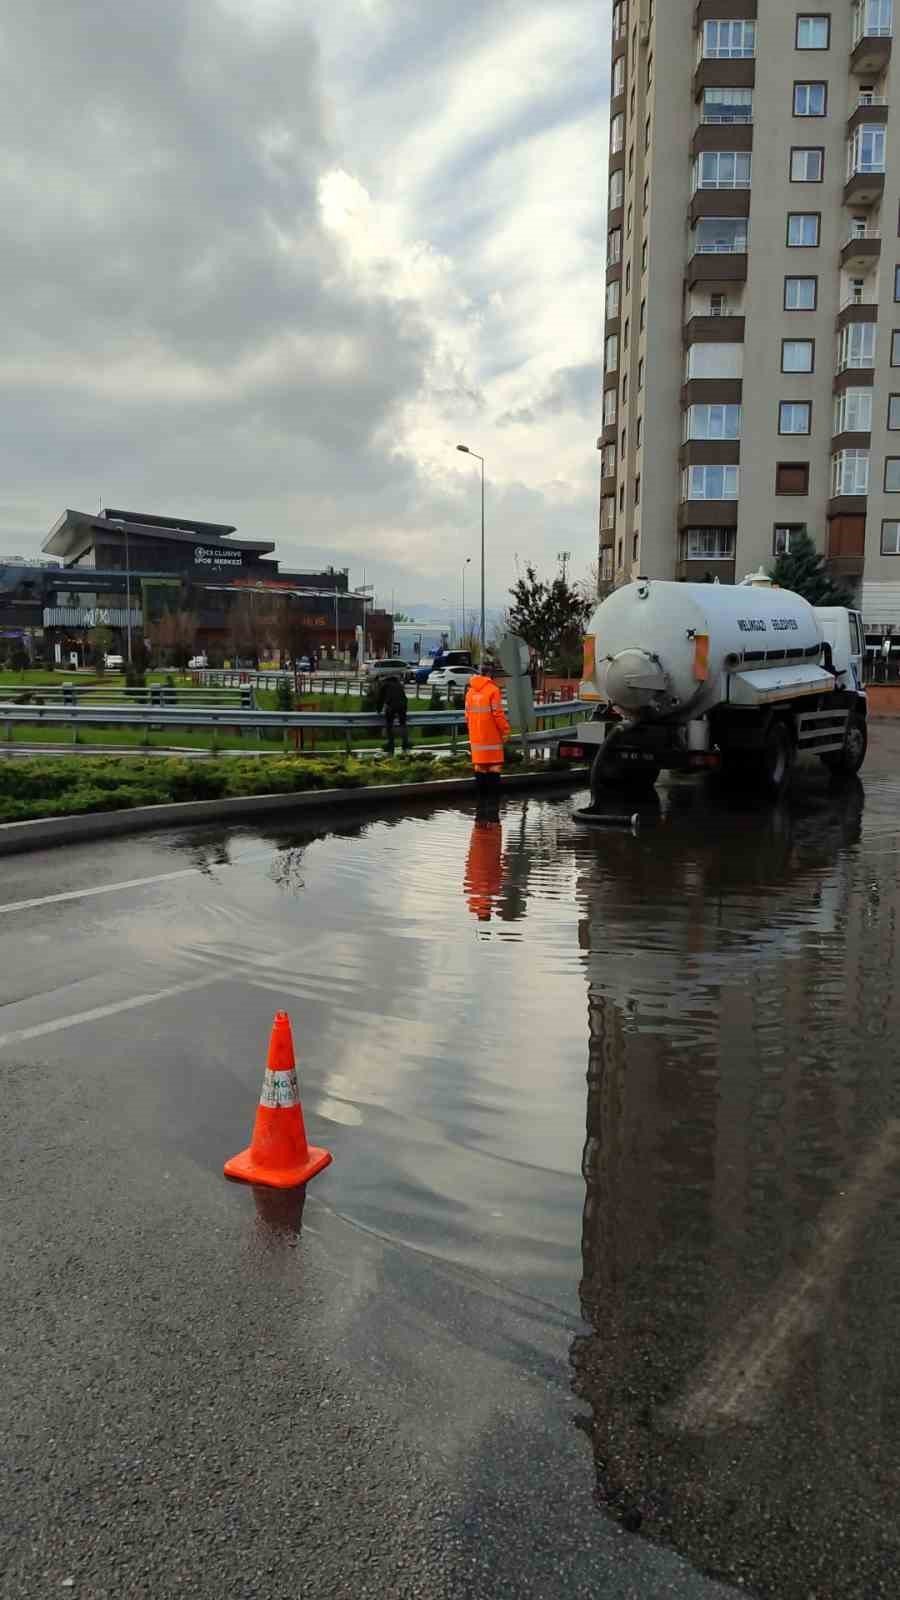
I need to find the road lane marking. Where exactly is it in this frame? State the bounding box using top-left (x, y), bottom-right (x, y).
top-left (0, 868), bottom-right (201, 916)
top-left (0, 975), bottom-right (224, 1050)
top-left (667, 1118), bottom-right (900, 1432)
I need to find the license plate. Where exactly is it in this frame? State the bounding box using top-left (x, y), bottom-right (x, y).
top-left (620, 749), bottom-right (657, 764)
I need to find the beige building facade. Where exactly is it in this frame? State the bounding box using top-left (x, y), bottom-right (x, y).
top-left (600, 0), bottom-right (900, 633)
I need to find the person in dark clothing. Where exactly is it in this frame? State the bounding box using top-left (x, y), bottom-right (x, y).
top-left (375, 673), bottom-right (410, 754)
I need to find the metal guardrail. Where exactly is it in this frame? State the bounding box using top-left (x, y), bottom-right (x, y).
top-left (11, 685), bottom-right (255, 707)
top-left (0, 699), bottom-right (590, 754)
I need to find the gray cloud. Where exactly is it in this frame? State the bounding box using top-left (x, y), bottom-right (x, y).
top-left (0, 0), bottom-right (604, 602)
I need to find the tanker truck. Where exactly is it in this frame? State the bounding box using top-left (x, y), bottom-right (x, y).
top-left (558, 572), bottom-right (867, 798)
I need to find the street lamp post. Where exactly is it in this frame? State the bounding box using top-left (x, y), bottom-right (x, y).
top-left (461, 556), bottom-right (472, 645)
top-left (456, 445), bottom-right (485, 662)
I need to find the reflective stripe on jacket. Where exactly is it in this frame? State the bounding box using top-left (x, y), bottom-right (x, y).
top-left (465, 675), bottom-right (511, 769)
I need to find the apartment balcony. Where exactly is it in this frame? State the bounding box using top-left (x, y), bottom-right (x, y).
top-left (679, 440), bottom-right (741, 468)
top-left (836, 298), bottom-right (879, 330)
top-left (599, 526), bottom-right (616, 552)
top-left (601, 422), bottom-right (618, 446)
top-left (833, 366), bottom-right (875, 393)
top-left (677, 500), bottom-right (739, 529)
top-left (694, 0), bottom-right (757, 21)
top-left (828, 495), bottom-right (869, 518)
top-left (683, 314), bottom-right (745, 345)
top-left (827, 515), bottom-right (866, 575)
top-left (847, 97), bottom-right (890, 134)
top-left (600, 472), bottom-right (617, 497)
top-left (832, 429), bottom-right (873, 453)
top-left (686, 250), bottom-right (748, 287)
top-left (681, 377), bottom-right (743, 407)
top-left (851, 18), bottom-right (893, 75)
top-left (843, 166), bottom-right (885, 205)
top-left (840, 228), bottom-right (881, 270)
top-left (689, 188), bottom-right (751, 225)
top-left (676, 558), bottom-right (736, 583)
top-left (691, 122), bottom-right (753, 155)
top-left (693, 58), bottom-right (756, 98)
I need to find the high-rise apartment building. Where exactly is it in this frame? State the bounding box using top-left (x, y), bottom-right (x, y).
top-left (599, 0), bottom-right (900, 633)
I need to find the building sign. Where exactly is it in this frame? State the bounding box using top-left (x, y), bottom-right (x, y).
top-left (194, 545), bottom-right (243, 569)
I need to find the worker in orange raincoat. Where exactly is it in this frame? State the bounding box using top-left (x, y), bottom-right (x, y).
top-left (464, 662), bottom-right (511, 797)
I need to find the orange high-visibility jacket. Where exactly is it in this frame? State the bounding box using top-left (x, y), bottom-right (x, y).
top-left (465, 675), bottom-right (511, 770)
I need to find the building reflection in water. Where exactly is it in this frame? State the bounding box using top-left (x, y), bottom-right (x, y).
top-left (568, 780), bottom-right (900, 1598)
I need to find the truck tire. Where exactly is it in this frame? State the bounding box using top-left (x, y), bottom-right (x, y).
top-left (821, 714), bottom-right (867, 777)
top-left (760, 718), bottom-right (794, 797)
top-left (590, 743), bottom-right (660, 803)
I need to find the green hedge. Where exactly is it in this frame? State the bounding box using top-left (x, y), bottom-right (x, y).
top-left (0, 754), bottom-right (474, 824)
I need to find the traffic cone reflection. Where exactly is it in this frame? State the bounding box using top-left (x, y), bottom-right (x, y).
top-left (224, 1012), bottom-right (332, 1189)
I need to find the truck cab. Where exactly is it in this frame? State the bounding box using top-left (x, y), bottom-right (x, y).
top-left (813, 608), bottom-right (865, 692)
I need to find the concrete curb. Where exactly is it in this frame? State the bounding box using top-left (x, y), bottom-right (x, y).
top-left (0, 768), bottom-right (587, 857)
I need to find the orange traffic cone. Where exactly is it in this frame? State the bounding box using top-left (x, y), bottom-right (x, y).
top-left (224, 1012), bottom-right (333, 1189)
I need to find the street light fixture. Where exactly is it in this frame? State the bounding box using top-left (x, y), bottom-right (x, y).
top-left (456, 445), bottom-right (485, 661)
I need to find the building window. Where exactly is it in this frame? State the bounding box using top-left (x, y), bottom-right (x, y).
top-left (628, 145), bottom-right (635, 180)
top-left (604, 388), bottom-right (617, 426)
top-left (776, 462), bottom-right (811, 494)
top-left (834, 388), bottom-right (873, 433)
top-left (609, 169), bottom-right (624, 210)
top-left (684, 403), bottom-right (742, 440)
top-left (685, 342), bottom-right (743, 380)
top-left (709, 293), bottom-right (729, 315)
top-left (784, 275), bottom-right (818, 309)
top-left (838, 321), bottom-right (877, 369)
top-left (630, 83), bottom-right (636, 120)
top-left (639, 297), bottom-right (646, 330)
top-left (622, 373), bottom-right (629, 403)
top-left (694, 151), bottom-right (752, 190)
top-left (632, 532), bottom-right (639, 563)
top-left (773, 524), bottom-right (803, 555)
top-left (787, 212), bottom-right (821, 246)
top-left (701, 87), bottom-right (753, 124)
top-left (886, 459), bottom-right (900, 491)
top-left (643, 177), bottom-right (650, 213)
top-left (605, 335), bottom-right (619, 373)
top-left (626, 204), bottom-right (633, 237)
top-left (646, 52), bottom-right (653, 87)
top-left (607, 229), bottom-right (622, 266)
top-left (790, 147), bottom-right (824, 182)
top-left (831, 449), bottom-right (870, 496)
top-left (794, 82), bottom-right (827, 116)
top-left (694, 216), bottom-right (749, 254)
top-left (895, 267), bottom-right (900, 301)
top-left (637, 359), bottom-right (644, 390)
top-left (701, 20), bottom-right (756, 58)
top-left (624, 317), bottom-right (630, 351)
top-left (642, 239), bottom-right (648, 273)
top-left (889, 394), bottom-right (900, 429)
top-left (612, 1), bottom-right (628, 40)
top-left (782, 339), bottom-right (815, 372)
top-left (780, 401), bottom-right (812, 433)
top-left (612, 56), bottom-right (626, 97)
top-left (625, 262), bottom-right (631, 293)
top-left (682, 464), bottom-right (739, 501)
top-left (611, 112), bottom-right (625, 154)
top-left (892, 332), bottom-right (900, 367)
top-left (683, 527), bottom-right (735, 560)
top-left (635, 474), bottom-right (641, 505)
top-left (796, 15), bottom-right (831, 48)
top-left (854, 1), bottom-right (894, 48)
top-left (636, 415), bottom-right (643, 447)
top-left (882, 521), bottom-right (900, 555)
top-left (601, 497), bottom-right (616, 531)
top-left (601, 445), bottom-right (616, 479)
top-left (645, 114), bottom-right (651, 150)
top-left (619, 484), bottom-right (626, 512)
top-left (616, 538), bottom-right (623, 568)
top-left (606, 280), bottom-right (620, 320)
top-left (848, 125), bottom-right (886, 176)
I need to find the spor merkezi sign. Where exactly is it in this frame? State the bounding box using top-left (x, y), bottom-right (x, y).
top-left (193, 545), bottom-right (243, 569)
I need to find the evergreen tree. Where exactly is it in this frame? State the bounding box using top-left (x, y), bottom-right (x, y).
top-left (769, 527), bottom-right (855, 607)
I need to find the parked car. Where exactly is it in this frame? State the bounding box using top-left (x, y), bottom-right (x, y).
top-left (361, 659), bottom-right (412, 684)
top-left (414, 656), bottom-right (437, 685)
top-left (427, 665), bottom-right (475, 696)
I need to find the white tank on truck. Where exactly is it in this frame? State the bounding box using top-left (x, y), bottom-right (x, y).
top-left (558, 573), bottom-right (868, 798)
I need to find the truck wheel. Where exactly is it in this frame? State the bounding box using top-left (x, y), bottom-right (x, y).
top-left (760, 719), bottom-right (794, 797)
top-left (821, 714), bottom-right (867, 777)
top-left (590, 745), bottom-right (659, 803)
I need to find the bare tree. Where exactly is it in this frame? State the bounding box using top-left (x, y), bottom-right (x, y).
top-left (155, 608), bottom-right (197, 672)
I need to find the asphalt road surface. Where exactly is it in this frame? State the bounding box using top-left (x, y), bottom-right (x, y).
top-left (3, 732), bottom-right (900, 1599)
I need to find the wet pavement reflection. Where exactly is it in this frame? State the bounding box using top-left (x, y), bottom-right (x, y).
top-left (5, 741), bottom-right (900, 1597)
top-left (568, 774), bottom-right (900, 1598)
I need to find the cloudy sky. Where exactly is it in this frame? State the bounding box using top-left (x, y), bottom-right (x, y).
top-left (0, 0), bottom-right (606, 612)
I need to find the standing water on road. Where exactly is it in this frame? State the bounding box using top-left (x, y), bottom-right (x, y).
top-left (4, 736), bottom-right (900, 1597)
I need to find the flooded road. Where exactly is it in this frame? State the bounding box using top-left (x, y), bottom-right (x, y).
top-left (3, 731), bottom-right (900, 1597)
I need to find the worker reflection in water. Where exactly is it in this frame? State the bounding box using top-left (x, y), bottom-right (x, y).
top-left (464, 661), bottom-right (511, 800)
top-left (464, 800), bottom-right (503, 923)
top-left (375, 672), bottom-right (410, 755)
